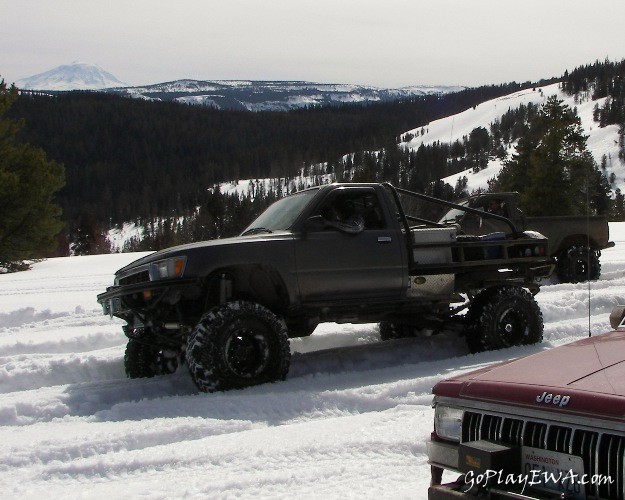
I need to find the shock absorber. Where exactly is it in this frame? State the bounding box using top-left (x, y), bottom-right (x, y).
top-left (219, 273), bottom-right (233, 304)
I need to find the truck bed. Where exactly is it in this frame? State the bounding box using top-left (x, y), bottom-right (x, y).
top-left (408, 226), bottom-right (553, 295)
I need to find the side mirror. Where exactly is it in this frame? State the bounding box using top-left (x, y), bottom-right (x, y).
top-left (610, 305), bottom-right (625, 329)
top-left (305, 215), bottom-right (326, 232)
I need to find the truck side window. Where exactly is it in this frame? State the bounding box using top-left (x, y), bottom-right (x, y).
top-left (318, 191), bottom-right (385, 230)
top-left (361, 194), bottom-right (385, 229)
top-left (485, 199), bottom-right (507, 217)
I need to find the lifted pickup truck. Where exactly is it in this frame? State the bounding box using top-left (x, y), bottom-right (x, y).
top-left (97, 183), bottom-right (553, 392)
top-left (428, 305), bottom-right (625, 499)
top-left (438, 191), bottom-right (614, 283)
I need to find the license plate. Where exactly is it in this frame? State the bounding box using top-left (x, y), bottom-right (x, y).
top-left (522, 447), bottom-right (586, 499)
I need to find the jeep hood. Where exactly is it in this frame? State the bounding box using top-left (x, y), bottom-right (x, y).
top-left (434, 331), bottom-right (625, 418)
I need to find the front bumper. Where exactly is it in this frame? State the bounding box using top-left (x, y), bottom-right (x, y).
top-left (428, 439), bottom-right (588, 500)
top-left (97, 277), bottom-right (200, 319)
top-left (429, 482), bottom-right (557, 499)
top-left (428, 439), bottom-right (527, 499)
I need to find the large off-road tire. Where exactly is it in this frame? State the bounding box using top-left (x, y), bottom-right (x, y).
top-left (186, 301), bottom-right (291, 393)
top-left (556, 246), bottom-right (601, 283)
top-left (124, 339), bottom-right (180, 378)
top-left (379, 321), bottom-right (414, 341)
top-left (465, 286), bottom-right (543, 353)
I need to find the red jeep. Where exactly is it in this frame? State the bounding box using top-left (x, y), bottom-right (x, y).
top-left (428, 306), bottom-right (625, 499)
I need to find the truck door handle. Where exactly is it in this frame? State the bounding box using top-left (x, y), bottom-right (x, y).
top-left (378, 236), bottom-right (392, 243)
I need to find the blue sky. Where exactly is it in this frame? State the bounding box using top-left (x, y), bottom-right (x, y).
top-left (3, 0), bottom-right (625, 88)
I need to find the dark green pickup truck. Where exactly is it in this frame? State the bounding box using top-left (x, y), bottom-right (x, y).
top-left (98, 183), bottom-right (553, 392)
top-left (439, 191), bottom-right (614, 282)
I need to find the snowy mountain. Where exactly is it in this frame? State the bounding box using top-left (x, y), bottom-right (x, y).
top-left (107, 80), bottom-right (465, 112)
top-left (220, 83), bottom-right (625, 199)
top-left (16, 63), bottom-right (463, 110)
top-left (16, 62), bottom-right (126, 91)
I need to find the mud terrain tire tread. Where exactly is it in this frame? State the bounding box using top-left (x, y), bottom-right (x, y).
top-left (465, 286), bottom-right (543, 353)
top-left (556, 246), bottom-right (601, 283)
top-left (124, 339), bottom-right (179, 378)
top-left (186, 301), bottom-right (290, 393)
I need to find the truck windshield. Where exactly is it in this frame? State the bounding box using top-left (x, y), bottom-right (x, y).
top-left (438, 201), bottom-right (470, 223)
top-left (241, 188), bottom-right (319, 234)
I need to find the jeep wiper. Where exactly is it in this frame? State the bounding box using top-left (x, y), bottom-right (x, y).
top-left (241, 227), bottom-right (274, 236)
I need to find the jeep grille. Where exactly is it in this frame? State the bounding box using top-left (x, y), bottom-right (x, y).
top-left (463, 410), bottom-right (624, 499)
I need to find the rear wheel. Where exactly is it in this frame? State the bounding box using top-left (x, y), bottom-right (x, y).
top-left (124, 339), bottom-right (179, 378)
top-left (465, 286), bottom-right (543, 353)
top-left (186, 301), bottom-right (291, 392)
top-left (556, 246), bottom-right (600, 283)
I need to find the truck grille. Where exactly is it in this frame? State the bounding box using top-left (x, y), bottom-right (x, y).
top-left (118, 270), bottom-right (150, 286)
top-left (463, 411), bottom-right (625, 499)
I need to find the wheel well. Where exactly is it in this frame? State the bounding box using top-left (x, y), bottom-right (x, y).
top-left (555, 235), bottom-right (599, 255)
top-left (203, 265), bottom-right (290, 313)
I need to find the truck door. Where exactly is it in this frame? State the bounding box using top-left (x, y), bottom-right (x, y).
top-left (294, 187), bottom-right (405, 302)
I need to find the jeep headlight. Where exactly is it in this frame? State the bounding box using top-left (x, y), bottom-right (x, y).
top-left (434, 404), bottom-right (463, 442)
top-left (149, 256), bottom-right (187, 280)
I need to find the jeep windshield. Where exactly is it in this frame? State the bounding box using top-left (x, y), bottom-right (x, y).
top-left (241, 188), bottom-right (320, 235)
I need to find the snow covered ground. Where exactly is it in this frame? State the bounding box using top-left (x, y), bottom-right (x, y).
top-left (2, 225), bottom-right (625, 499)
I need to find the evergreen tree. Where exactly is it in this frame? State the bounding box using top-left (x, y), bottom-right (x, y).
top-left (0, 79), bottom-right (65, 265)
top-left (69, 212), bottom-right (112, 255)
top-left (611, 188), bottom-right (625, 221)
top-left (492, 96), bottom-right (609, 216)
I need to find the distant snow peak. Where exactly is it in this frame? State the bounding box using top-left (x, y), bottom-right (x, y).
top-left (16, 62), bottom-right (126, 91)
top-left (108, 80), bottom-right (465, 111)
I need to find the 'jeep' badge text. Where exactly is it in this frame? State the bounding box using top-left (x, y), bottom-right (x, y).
top-left (535, 391), bottom-right (570, 407)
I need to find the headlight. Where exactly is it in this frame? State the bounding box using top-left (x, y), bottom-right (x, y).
top-left (149, 256), bottom-right (187, 280)
top-left (434, 404), bottom-right (463, 442)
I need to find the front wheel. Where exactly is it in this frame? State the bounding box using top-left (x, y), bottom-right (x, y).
top-left (465, 286), bottom-right (543, 353)
top-left (186, 301), bottom-right (291, 392)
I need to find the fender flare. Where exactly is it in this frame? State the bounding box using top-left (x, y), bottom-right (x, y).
top-left (203, 264), bottom-right (293, 312)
